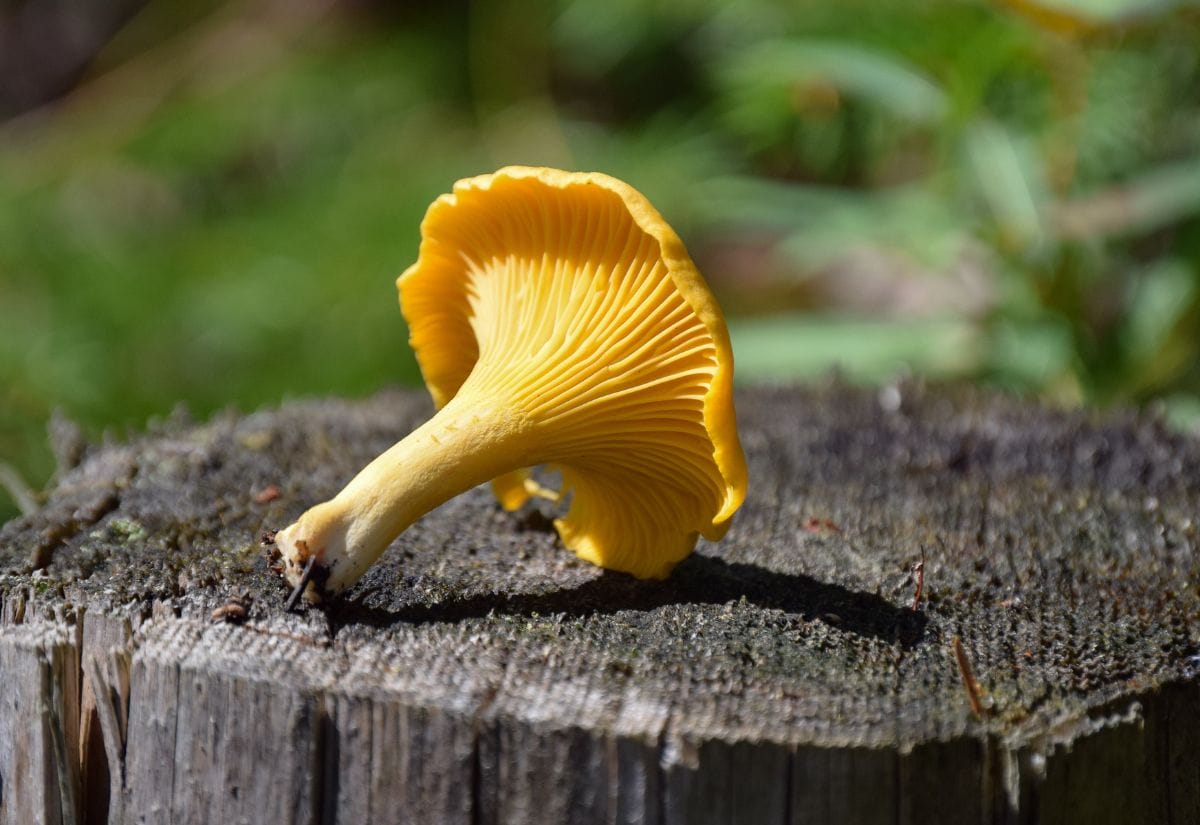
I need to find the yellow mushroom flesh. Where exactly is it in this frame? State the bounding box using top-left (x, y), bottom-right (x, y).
top-left (274, 167), bottom-right (747, 601)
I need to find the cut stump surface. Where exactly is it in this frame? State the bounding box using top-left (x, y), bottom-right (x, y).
top-left (0, 383), bottom-right (1198, 824)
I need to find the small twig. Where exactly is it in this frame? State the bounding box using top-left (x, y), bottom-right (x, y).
top-left (802, 516), bottom-right (841, 534)
top-left (911, 547), bottom-right (926, 611)
top-left (254, 485), bottom-right (281, 504)
top-left (952, 635), bottom-right (986, 718)
top-left (0, 462), bottom-right (39, 516)
top-left (284, 555), bottom-right (318, 612)
top-left (211, 592), bottom-right (252, 624)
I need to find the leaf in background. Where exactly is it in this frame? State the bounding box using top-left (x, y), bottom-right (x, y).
top-left (729, 314), bottom-right (980, 383)
top-left (692, 174), bottom-right (848, 230)
top-left (963, 118), bottom-right (1049, 251)
top-left (1164, 393), bottom-right (1200, 434)
top-left (1073, 49), bottom-right (1160, 188)
top-left (1121, 258), bottom-right (1198, 397)
top-left (694, 175), bottom-right (972, 273)
top-left (713, 37), bottom-right (950, 178)
top-left (984, 315), bottom-right (1076, 390)
top-left (1051, 157), bottom-right (1200, 240)
top-left (777, 185), bottom-right (971, 273)
top-left (1001, 0), bottom-right (1200, 31)
top-left (719, 39), bottom-right (948, 124)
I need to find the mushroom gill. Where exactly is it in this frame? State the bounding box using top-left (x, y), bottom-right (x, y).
top-left (274, 166), bottom-right (747, 600)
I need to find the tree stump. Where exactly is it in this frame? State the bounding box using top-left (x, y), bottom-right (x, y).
top-left (0, 383), bottom-right (1197, 825)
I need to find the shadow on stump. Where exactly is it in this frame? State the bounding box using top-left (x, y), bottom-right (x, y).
top-left (328, 553), bottom-right (927, 648)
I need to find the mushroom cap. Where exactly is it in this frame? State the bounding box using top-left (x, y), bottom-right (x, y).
top-left (397, 166), bottom-right (747, 578)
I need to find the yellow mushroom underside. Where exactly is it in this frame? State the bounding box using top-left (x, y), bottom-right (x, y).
top-left (400, 167), bottom-right (745, 579)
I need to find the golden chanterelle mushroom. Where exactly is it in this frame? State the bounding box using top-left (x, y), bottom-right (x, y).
top-left (275, 166), bottom-right (747, 601)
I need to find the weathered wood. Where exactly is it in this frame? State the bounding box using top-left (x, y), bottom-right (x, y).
top-left (0, 620), bottom-right (81, 825)
top-left (0, 382), bottom-right (1198, 824)
top-left (122, 619), bottom-right (327, 825)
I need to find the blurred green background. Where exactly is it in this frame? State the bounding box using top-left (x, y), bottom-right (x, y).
top-left (2, 0), bottom-right (1200, 523)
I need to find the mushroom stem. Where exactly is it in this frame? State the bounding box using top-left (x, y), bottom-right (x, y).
top-left (274, 390), bottom-right (531, 601)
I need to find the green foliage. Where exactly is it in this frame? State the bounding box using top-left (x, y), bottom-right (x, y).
top-left (1, 0), bottom-right (1199, 521)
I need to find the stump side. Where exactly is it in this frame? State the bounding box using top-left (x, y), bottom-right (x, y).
top-left (0, 382), bottom-right (1198, 825)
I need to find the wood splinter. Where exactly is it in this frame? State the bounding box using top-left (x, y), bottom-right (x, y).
top-left (284, 555), bottom-right (319, 612)
top-left (952, 635), bottom-right (987, 718)
top-left (911, 547), bottom-right (926, 611)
